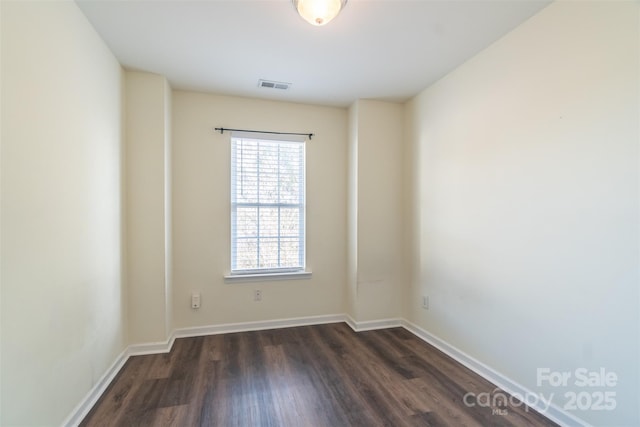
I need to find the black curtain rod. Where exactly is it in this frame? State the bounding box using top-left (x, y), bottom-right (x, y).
top-left (214, 127), bottom-right (314, 140)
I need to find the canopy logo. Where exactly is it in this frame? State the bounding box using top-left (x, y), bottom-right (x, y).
top-left (462, 388), bottom-right (554, 416)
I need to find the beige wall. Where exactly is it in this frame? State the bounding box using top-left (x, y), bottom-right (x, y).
top-left (171, 91), bottom-right (348, 327)
top-left (405, 1), bottom-right (639, 425)
top-left (348, 100), bottom-right (405, 322)
top-left (1, 1), bottom-right (126, 425)
top-left (125, 71), bottom-right (172, 344)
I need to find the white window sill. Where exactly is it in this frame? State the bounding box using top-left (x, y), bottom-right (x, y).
top-left (224, 270), bottom-right (312, 284)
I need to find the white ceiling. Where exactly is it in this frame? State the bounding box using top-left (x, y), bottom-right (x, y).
top-left (76, 0), bottom-right (550, 107)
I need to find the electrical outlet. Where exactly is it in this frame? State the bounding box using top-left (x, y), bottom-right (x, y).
top-left (191, 292), bottom-right (201, 309)
top-left (422, 295), bottom-right (429, 310)
top-left (254, 289), bottom-right (262, 302)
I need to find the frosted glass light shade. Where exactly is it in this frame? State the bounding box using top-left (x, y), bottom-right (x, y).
top-left (293, 0), bottom-right (347, 26)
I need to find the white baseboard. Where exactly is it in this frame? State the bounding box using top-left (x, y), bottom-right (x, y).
top-left (173, 313), bottom-right (346, 339)
top-left (64, 315), bottom-right (586, 427)
top-left (127, 335), bottom-right (176, 356)
top-left (62, 348), bottom-right (129, 427)
top-left (345, 315), bottom-right (402, 332)
top-left (400, 320), bottom-right (589, 427)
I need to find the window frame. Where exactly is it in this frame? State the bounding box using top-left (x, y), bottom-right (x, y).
top-left (228, 133), bottom-right (307, 277)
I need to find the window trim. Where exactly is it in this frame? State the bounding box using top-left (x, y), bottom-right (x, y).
top-left (223, 269), bottom-right (312, 283)
top-left (229, 133), bottom-right (307, 276)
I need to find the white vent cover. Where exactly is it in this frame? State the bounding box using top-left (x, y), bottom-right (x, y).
top-left (258, 79), bottom-right (291, 90)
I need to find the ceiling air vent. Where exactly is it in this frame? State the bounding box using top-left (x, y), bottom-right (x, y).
top-left (258, 79), bottom-right (291, 90)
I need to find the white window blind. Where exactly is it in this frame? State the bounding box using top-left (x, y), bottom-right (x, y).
top-left (230, 134), bottom-right (306, 274)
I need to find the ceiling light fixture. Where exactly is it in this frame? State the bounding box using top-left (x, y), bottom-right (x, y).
top-left (293, 0), bottom-right (347, 26)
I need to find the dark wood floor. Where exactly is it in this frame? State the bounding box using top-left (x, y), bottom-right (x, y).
top-left (80, 323), bottom-right (557, 427)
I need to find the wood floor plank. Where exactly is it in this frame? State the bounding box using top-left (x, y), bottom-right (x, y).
top-left (81, 323), bottom-right (559, 427)
top-left (188, 359), bottom-right (223, 426)
top-left (151, 404), bottom-right (191, 427)
top-left (285, 327), bottom-right (359, 426)
top-left (319, 325), bottom-right (430, 421)
top-left (263, 344), bottom-right (323, 426)
top-left (157, 337), bottom-right (203, 408)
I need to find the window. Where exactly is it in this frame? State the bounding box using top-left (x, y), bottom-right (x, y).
top-left (230, 134), bottom-right (306, 275)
